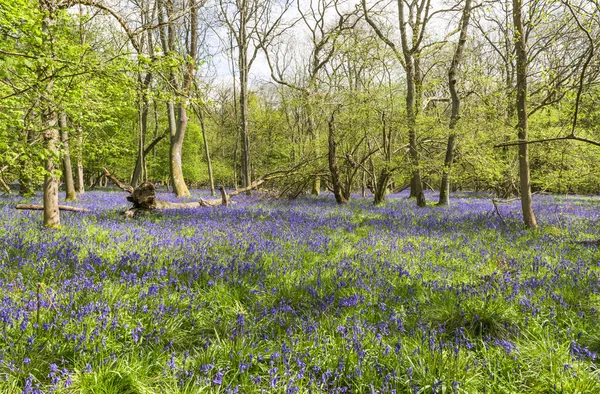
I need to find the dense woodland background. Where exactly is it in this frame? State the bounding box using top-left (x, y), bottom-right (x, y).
top-left (0, 0), bottom-right (599, 227)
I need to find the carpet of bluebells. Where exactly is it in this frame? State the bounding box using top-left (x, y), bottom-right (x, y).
top-left (1, 189), bottom-right (599, 393)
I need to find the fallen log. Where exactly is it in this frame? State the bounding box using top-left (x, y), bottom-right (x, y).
top-left (101, 169), bottom-right (230, 217)
top-left (103, 163), bottom-right (304, 217)
top-left (16, 204), bottom-right (89, 212)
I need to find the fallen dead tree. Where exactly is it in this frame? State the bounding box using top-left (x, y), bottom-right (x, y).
top-left (119, 181), bottom-right (229, 217)
top-left (16, 204), bottom-right (89, 212)
top-left (103, 167), bottom-right (300, 217)
top-left (102, 168), bottom-right (228, 217)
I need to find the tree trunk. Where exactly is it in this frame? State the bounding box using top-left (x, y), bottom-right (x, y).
top-left (239, 54), bottom-right (251, 191)
top-left (327, 114), bottom-right (347, 205)
top-left (157, 0), bottom-right (191, 197)
top-left (406, 59), bottom-right (426, 207)
top-left (197, 106), bottom-right (216, 196)
top-left (513, 0), bottom-right (537, 228)
top-left (165, 99), bottom-right (188, 197)
top-left (361, 170), bottom-right (366, 198)
top-left (373, 169), bottom-right (391, 205)
top-left (306, 99), bottom-right (320, 196)
top-left (374, 111), bottom-right (392, 204)
top-left (42, 107), bottom-right (60, 228)
top-left (238, 4), bottom-right (251, 192)
top-left (438, 0), bottom-right (472, 206)
top-left (312, 177), bottom-right (321, 195)
top-left (59, 113), bottom-right (76, 201)
top-left (76, 126), bottom-right (85, 194)
top-left (233, 136), bottom-right (239, 189)
top-left (438, 135), bottom-right (456, 205)
top-left (39, 2), bottom-right (60, 228)
top-left (171, 103), bottom-right (191, 197)
top-left (131, 81), bottom-right (151, 188)
top-left (169, 0), bottom-right (198, 198)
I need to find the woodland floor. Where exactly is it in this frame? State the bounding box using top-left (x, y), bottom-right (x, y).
top-left (1, 189), bottom-right (599, 393)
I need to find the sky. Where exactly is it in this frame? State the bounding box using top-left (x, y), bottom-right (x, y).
top-left (81, 0), bottom-right (462, 89)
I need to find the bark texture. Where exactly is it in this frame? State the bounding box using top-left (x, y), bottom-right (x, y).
top-left (40, 1), bottom-right (60, 228)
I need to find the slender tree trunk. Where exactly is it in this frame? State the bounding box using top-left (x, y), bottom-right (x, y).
top-left (512, 0), bottom-right (537, 228)
top-left (197, 106), bottom-right (215, 196)
top-left (238, 4), bottom-right (251, 192)
top-left (153, 101), bottom-right (159, 156)
top-left (374, 112), bottom-right (391, 204)
top-left (233, 137), bottom-right (239, 190)
top-left (229, 30), bottom-right (239, 190)
top-left (75, 4), bottom-right (86, 196)
top-left (132, 76), bottom-right (151, 188)
top-left (239, 54), bottom-right (251, 190)
top-left (59, 113), bottom-right (76, 200)
top-left (406, 59), bottom-right (426, 207)
top-left (306, 98), bottom-right (320, 195)
top-left (327, 114), bottom-right (347, 204)
top-left (361, 170), bottom-right (366, 197)
top-left (76, 125), bottom-right (85, 193)
top-left (438, 0), bottom-right (472, 206)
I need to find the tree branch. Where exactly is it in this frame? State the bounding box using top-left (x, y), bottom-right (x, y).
top-left (494, 135), bottom-right (600, 148)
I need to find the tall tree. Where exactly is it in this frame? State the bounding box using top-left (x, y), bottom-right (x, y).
top-left (512, 0), bottom-right (537, 228)
top-left (362, 0), bottom-right (437, 207)
top-left (438, 0), bottom-right (473, 206)
top-left (219, 0), bottom-right (292, 190)
top-left (157, 0), bottom-right (203, 197)
top-left (39, 0), bottom-right (61, 227)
